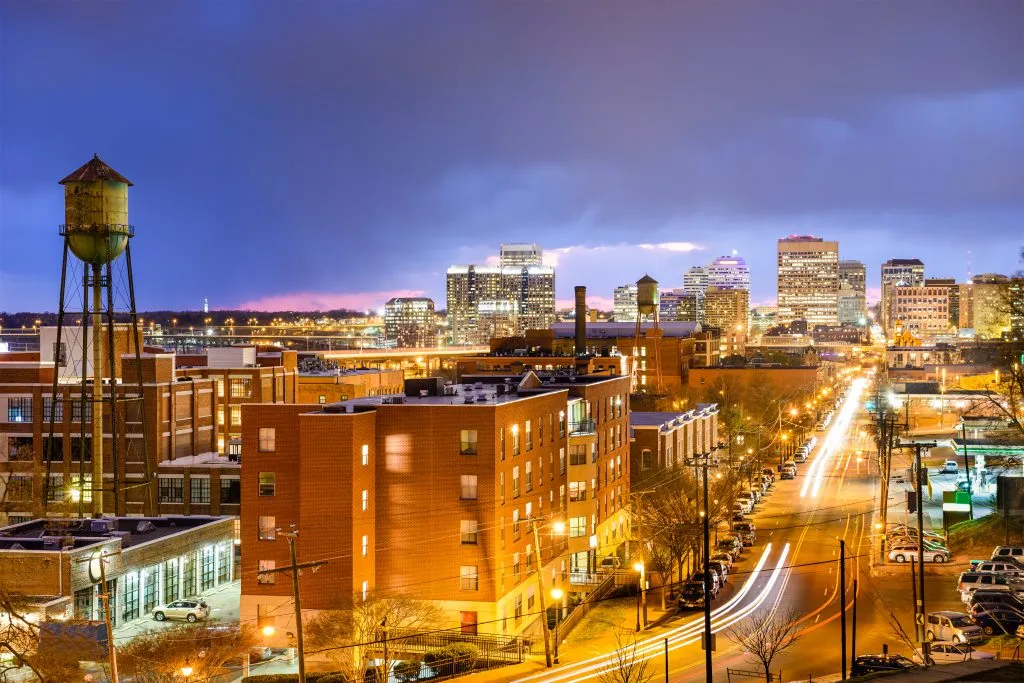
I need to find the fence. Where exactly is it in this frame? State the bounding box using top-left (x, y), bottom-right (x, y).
top-left (374, 626), bottom-right (525, 664)
top-left (727, 668), bottom-right (780, 682)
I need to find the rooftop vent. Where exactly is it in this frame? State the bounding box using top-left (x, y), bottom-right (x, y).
top-left (89, 519), bottom-right (114, 534)
top-left (135, 521), bottom-right (157, 534)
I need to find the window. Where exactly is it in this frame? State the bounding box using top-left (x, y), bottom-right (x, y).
top-left (71, 399), bottom-right (92, 423)
top-left (201, 546), bottom-right (216, 590)
top-left (527, 586), bottom-right (535, 610)
top-left (460, 430), bottom-right (478, 455)
top-left (526, 544), bottom-right (534, 570)
top-left (512, 466), bottom-right (520, 498)
top-left (361, 489), bottom-right (369, 511)
top-left (158, 477), bottom-right (184, 504)
top-left (560, 447), bottom-right (566, 474)
top-left (258, 472), bottom-right (276, 497)
top-left (641, 448), bottom-right (653, 470)
top-left (216, 379), bottom-right (224, 398)
top-left (460, 566), bottom-right (479, 591)
top-left (7, 437), bottom-right (34, 462)
top-left (191, 477), bottom-right (210, 504)
top-left (460, 520), bottom-right (478, 544)
top-left (559, 411), bottom-right (566, 437)
top-left (513, 553), bottom-right (521, 581)
top-left (362, 535), bottom-right (369, 557)
top-left (499, 427), bottom-right (506, 461)
top-left (569, 516), bottom-right (587, 538)
top-left (512, 508), bottom-right (520, 535)
top-left (258, 516), bottom-right (276, 540)
top-left (569, 481), bottom-right (587, 502)
top-left (525, 420), bottom-right (533, 451)
top-left (512, 425), bottom-right (521, 456)
top-left (7, 397), bottom-right (32, 422)
top-left (258, 428), bottom-right (275, 452)
top-left (361, 580), bottom-right (369, 601)
top-left (230, 378), bottom-right (251, 398)
top-left (318, 395), bottom-right (326, 404)
top-left (569, 445), bottom-right (587, 466)
top-left (361, 444), bottom-right (369, 466)
top-left (123, 572), bottom-right (139, 621)
top-left (538, 420), bottom-right (544, 446)
top-left (525, 461), bottom-right (533, 492)
top-left (69, 473), bottom-right (93, 503)
top-left (499, 472), bottom-right (505, 504)
top-left (43, 397), bottom-right (64, 422)
top-left (220, 478), bottom-right (241, 504)
top-left (459, 475), bottom-right (477, 500)
top-left (69, 437), bottom-right (92, 462)
top-left (217, 406), bottom-right (224, 425)
top-left (230, 406), bottom-right (241, 427)
top-left (143, 568), bottom-right (158, 614)
top-left (257, 560), bottom-right (276, 584)
top-left (6, 475), bottom-right (32, 502)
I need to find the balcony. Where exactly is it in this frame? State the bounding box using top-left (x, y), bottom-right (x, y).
top-left (568, 418), bottom-right (596, 436)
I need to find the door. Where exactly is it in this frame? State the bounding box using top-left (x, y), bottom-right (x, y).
top-left (460, 611), bottom-right (478, 635)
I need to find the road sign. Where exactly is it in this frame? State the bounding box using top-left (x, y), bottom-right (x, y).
top-left (915, 613), bottom-right (925, 626)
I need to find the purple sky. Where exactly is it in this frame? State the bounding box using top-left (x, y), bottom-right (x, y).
top-left (2, 1), bottom-right (1022, 313)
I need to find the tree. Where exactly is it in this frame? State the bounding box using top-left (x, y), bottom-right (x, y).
top-left (304, 591), bottom-right (442, 682)
top-left (0, 584), bottom-right (102, 682)
top-left (726, 607), bottom-right (803, 683)
top-left (117, 622), bottom-right (257, 682)
top-left (599, 629), bottom-right (654, 683)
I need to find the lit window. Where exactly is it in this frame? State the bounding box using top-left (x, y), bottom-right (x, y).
top-left (217, 406), bottom-right (224, 425)
top-left (460, 475), bottom-right (478, 500)
top-left (460, 520), bottom-right (478, 544)
top-left (525, 420), bottom-right (533, 451)
top-left (361, 444), bottom-right (369, 466)
top-left (230, 406), bottom-right (241, 427)
top-left (362, 535), bottom-right (369, 557)
top-left (525, 461), bottom-right (533, 492)
top-left (258, 516), bottom-right (276, 541)
top-left (512, 467), bottom-right (520, 498)
top-left (258, 472), bottom-right (276, 497)
top-left (258, 428), bottom-right (275, 452)
top-left (361, 580), bottom-right (369, 601)
top-left (569, 516), bottom-right (587, 537)
top-left (512, 425), bottom-right (521, 456)
top-left (257, 560), bottom-right (276, 584)
top-left (460, 565), bottom-right (479, 591)
top-left (460, 430), bottom-right (478, 455)
top-left (361, 489), bottom-right (369, 511)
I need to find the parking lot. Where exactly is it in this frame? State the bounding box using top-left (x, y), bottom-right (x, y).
top-left (112, 580), bottom-right (240, 644)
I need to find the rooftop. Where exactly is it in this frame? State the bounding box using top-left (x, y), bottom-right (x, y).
top-left (550, 321), bottom-right (702, 339)
top-left (0, 516), bottom-right (229, 552)
top-left (631, 404), bottom-right (720, 430)
top-left (59, 154), bottom-right (133, 186)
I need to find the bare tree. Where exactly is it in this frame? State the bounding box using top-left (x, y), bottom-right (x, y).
top-left (599, 629), bottom-right (655, 683)
top-left (117, 623), bottom-right (257, 682)
top-left (305, 591), bottom-right (442, 681)
top-left (726, 607), bottom-right (803, 683)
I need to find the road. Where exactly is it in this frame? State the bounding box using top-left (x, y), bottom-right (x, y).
top-left (518, 376), bottom-right (950, 682)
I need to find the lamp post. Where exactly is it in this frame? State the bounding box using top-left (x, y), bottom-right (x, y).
top-left (550, 587), bottom-right (564, 663)
top-left (633, 562), bottom-right (646, 632)
top-left (687, 447), bottom-right (720, 683)
top-left (528, 516), bottom-right (566, 668)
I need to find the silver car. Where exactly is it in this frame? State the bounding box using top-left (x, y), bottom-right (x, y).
top-left (153, 599), bottom-right (210, 623)
top-left (889, 545), bottom-right (949, 564)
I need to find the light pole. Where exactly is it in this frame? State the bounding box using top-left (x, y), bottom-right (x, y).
top-left (528, 517), bottom-right (566, 668)
top-left (550, 587), bottom-right (564, 663)
top-left (633, 562), bottom-right (646, 632)
top-left (687, 446), bottom-right (720, 683)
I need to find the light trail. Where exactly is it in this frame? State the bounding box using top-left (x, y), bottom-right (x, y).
top-left (516, 544), bottom-right (791, 683)
top-left (801, 378), bottom-right (867, 498)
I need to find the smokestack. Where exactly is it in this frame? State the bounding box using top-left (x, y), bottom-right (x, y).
top-left (574, 286), bottom-right (587, 357)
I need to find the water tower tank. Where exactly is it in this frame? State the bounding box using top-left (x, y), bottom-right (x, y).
top-left (59, 154), bottom-right (133, 265)
top-left (636, 274), bottom-right (660, 316)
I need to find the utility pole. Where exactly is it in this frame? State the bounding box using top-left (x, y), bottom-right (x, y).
top-left (380, 617), bottom-right (389, 683)
top-left (896, 439), bottom-right (936, 664)
top-left (530, 519), bottom-right (554, 668)
top-left (76, 550), bottom-right (119, 682)
top-left (851, 578), bottom-right (858, 678)
top-left (259, 529), bottom-right (328, 683)
top-left (686, 447), bottom-right (719, 683)
top-left (840, 539), bottom-right (847, 681)
top-left (664, 637), bottom-right (669, 683)
top-left (959, 420), bottom-right (974, 519)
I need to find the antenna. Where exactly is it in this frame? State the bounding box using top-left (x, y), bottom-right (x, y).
top-left (966, 249), bottom-right (973, 282)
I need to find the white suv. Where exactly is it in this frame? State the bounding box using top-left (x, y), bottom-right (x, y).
top-left (153, 599), bottom-right (210, 623)
top-left (924, 612), bottom-right (983, 644)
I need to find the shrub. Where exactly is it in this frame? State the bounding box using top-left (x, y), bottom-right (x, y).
top-left (394, 659), bottom-right (422, 681)
top-left (243, 674), bottom-right (347, 683)
top-left (424, 642), bottom-right (480, 677)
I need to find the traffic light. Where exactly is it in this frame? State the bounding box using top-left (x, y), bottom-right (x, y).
top-left (907, 490), bottom-right (918, 514)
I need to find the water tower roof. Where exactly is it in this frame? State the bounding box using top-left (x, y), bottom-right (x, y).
top-left (636, 274), bottom-right (659, 286)
top-left (59, 154), bottom-right (133, 186)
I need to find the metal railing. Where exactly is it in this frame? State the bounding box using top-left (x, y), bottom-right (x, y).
top-left (569, 418), bottom-right (596, 435)
top-left (372, 626), bottom-right (525, 664)
top-left (554, 571), bottom-right (616, 645)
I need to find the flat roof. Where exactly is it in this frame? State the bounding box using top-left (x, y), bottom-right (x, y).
top-left (0, 516), bottom-right (230, 552)
top-left (551, 321), bottom-right (702, 338)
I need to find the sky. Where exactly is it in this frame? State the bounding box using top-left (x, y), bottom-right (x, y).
top-left (2, 1), bottom-right (1023, 313)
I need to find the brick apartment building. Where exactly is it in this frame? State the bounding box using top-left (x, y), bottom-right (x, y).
top-left (630, 406), bottom-right (719, 491)
top-left (240, 372), bottom-right (631, 643)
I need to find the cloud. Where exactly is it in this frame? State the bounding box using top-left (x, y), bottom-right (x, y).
top-left (638, 242), bottom-right (704, 253)
top-left (556, 295), bottom-right (614, 311)
top-left (237, 290), bottom-right (427, 312)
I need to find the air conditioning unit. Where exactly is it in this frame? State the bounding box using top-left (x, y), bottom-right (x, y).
top-left (89, 519), bottom-right (114, 534)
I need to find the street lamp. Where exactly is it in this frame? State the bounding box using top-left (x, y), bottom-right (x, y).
top-left (550, 587), bottom-right (564, 663)
top-left (633, 562), bottom-right (646, 632)
top-left (181, 661), bottom-right (193, 678)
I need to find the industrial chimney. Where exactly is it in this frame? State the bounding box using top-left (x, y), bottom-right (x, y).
top-left (574, 286), bottom-right (587, 357)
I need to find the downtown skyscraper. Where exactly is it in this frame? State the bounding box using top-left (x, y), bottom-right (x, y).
top-left (446, 243), bottom-right (556, 345)
top-left (777, 236), bottom-right (840, 326)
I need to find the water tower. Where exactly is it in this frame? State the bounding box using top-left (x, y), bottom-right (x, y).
top-left (633, 275), bottom-right (664, 393)
top-left (44, 155), bottom-right (153, 517)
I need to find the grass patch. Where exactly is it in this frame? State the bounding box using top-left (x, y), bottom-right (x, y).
top-left (948, 513), bottom-right (1023, 559)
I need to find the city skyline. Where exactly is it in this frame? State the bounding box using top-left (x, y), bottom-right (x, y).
top-left (2, 1), bottom-right (1023, 313)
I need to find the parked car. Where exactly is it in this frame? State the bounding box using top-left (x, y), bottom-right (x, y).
top-left (958, 571), bottom-right (1019, 594)
top-left (992, 546), bottom-right (1024, 562)
top-left (968, 601), bottom-right (1024, 621)
top-left (598, 556), bottom-right (623, 572)
top-left (973, 561), bottom-right (1024, 580)
top-left (708, 560), bottom-right (729, 584)
top-left (924, 611), bottom-right (984, 643)
top-left (913, 641), bottom-right (993, 664)
top-left (778, 467), bottom-right (795, 480)
top-left (889, 545), bottom-right (950, 564)
top-left (678, 582), bottom-right (706, 610)
top-left (968, 590), bottom-right (1024, 611)
top-left (760, 467), bottom-right (776, 482)
top-left (732, 521), bottom-right (756, 546)
top-left (850, 654), bottom-right (918, 677)
top-left (153, 599), bottom-right (210, 623)
top-left (734, 498), bottom-right (753, 515)
top-left (939, 460), bottom-right (959, 474)
top-left (711, 552), bottom-right (735, 571)
top-left (690, 571), bottom-right (720, 597)
top-left (970, 606), bottom-right (1024, 635)
top-left (761, 474), bottom-right (774, 488)
top-left (717, 536), bottom-right (743, 559)
top-left (732, 509), bottom-right (746, 522)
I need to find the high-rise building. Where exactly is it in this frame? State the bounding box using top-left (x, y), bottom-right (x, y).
top-left (880, 259), bottom-right (925, 331)
top-left (838, 260), bottom-right (867, 296)
top-left (682, 266), bottom-right (709, 323)
top-left (959, 274), bottom-right (1012, 339)
top-left (888, 285), bottom-right (951, 340)
top-left (447, 245), bottom-right (556, 344)
top-left (707, 255), bottom-right (751, 291)
top-left (658, 289), bottom-right (700, 322)
top-left (776, 236), bottom-right (839, 326)
top-left (924, 278), bottom-right (959, 329)
top-left (837, 284), bottom-right (867, 325)
top-left (613, 285), bottom-right (638, 322)
top-left (749, 306), bottom-right (778, 338)
top-left (704, 286), bottom-right (750, 356)
top-left (499, 243), bottom-right (543, 267)
top-left (384, 297), bottom-right (436, 348)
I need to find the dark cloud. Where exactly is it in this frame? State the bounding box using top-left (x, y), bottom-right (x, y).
top-left (1, 0), bottom-right (1022, 310)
